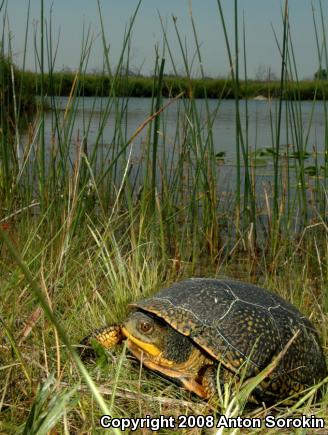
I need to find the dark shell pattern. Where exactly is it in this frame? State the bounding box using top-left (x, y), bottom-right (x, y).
top-left (133, 278), bottom-right (327, 389)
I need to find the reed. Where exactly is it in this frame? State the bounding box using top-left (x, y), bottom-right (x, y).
top-left (0, 0), bottom-right (327, 432)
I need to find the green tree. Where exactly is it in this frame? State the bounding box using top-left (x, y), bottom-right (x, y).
top-left (314, 68), bottom-right (327, 80)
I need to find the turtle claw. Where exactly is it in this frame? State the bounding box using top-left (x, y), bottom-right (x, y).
top-left (79, 324), bottom-right (124, 360)
top-left (90, 325), bottom-right (125, 348)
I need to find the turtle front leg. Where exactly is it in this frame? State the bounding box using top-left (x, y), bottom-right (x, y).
top-left (202, 365), bottom-right (263, 404)
top-left (79, 325), bottom-right (124, 359)
top-left (201, 365), bottom-right (237, 399)
top-left (201, 365), bottom-right (217, 398)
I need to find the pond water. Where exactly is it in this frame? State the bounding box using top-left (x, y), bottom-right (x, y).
top-left (40, 96), bottom-right (327, 202)
top-left (44, 96), bottom-right (327, 163)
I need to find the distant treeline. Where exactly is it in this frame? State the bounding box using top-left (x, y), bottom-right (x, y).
top-left (18, 70), bottom-right (327, 100)
top-left (0, 56), bottom-right (36, 132)
top-left (4, 64), bottom-right (328, 103)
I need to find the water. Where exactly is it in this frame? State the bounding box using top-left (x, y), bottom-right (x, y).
top-left (22, 96), bottom-right (327, 236)
top-left (43, 96), bottom-right (327, 164)
top-left (39, 96), bottom-right (327, 204)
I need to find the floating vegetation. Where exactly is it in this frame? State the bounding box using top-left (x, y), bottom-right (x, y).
top-left (303, 165), bottom-right (328, 177)
top-left (215, 151), bottom-right (226, 163)
top-left (288, 151), bottom-right (311, 159)
top-left (249, 146), bottom-right (312, 162)
top-left (304, 166), bottom-right (319, 176)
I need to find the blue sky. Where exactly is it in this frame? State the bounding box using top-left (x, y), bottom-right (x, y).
top-left (3, 0), bottom-right (326, 79)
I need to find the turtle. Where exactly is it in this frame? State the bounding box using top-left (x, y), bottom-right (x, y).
top-left (80, 278), bottom-right (327, 403)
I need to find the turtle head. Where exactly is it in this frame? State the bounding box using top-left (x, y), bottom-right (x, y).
top-left (123, 310), bottom-right (193, 364)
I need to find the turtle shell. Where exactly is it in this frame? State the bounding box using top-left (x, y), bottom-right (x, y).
top-left (132, 278), bottom-right (326, 388)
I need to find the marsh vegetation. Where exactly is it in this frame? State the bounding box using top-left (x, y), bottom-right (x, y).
top-left (0, 0), bottom-right (327, 433)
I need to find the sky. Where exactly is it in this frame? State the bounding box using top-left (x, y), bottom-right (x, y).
top-left (3, 0), bottom-right (326, 80)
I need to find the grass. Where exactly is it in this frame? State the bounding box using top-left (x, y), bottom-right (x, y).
top-left (0, 0), bottom-right (328, 433)
top-left (1, 210), bottom-right (327, 433)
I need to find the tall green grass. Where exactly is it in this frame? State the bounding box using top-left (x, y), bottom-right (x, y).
top-left (0, 0), bottom-right (328, 432)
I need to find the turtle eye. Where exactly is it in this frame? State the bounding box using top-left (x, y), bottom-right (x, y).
top-left (139, 320), bottom-right (153, 334)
